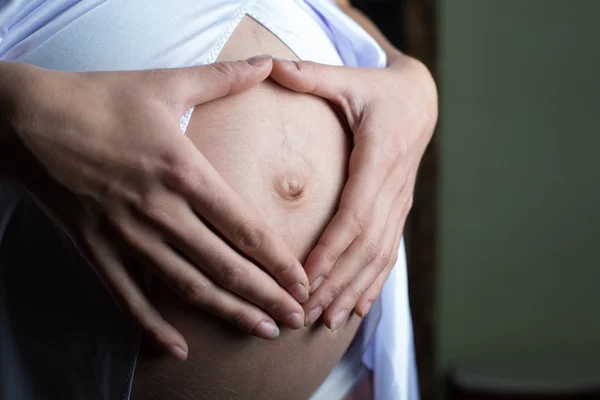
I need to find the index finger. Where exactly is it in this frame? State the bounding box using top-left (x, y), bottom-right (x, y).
top-left (270, 60), bottom-right (368, 126)
top-left (146, 57), bottom-right (274, 113)
top-left (171, 153), bottom-right (309, 302)
top-left (304, 139), bottom-right (397, 291)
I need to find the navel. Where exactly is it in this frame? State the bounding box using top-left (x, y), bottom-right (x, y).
top-left (273, 173), bottom-right (308, 202)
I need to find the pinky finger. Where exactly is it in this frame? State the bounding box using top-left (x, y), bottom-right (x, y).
top-left (354, 256), bottom-right (394, 318)
top-left (355, 202), bottom-right (411, 316)
top-left (80, 235), bottom-right (189, 361)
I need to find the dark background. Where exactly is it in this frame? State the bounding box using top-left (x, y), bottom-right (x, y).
top-left (353, 1), bottom-right (437, 399)
top-left (354, 1), bottom-right (600, 399)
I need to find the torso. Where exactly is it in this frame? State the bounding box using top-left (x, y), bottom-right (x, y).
top-left (131, 16), bottom-right (363, 400)
top-left (0, 2), bottom-right (386, 398)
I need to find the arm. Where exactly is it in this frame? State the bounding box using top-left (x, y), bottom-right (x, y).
top-left (0, 59), bottom-right (309, 359)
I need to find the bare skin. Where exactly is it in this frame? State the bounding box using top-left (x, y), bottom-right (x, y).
top-left (0, 1), bottom-right (435, 397)
top-left (131, 16), bottom-right (364, 400)
top-left (0, 54), bottom-right (308, 359)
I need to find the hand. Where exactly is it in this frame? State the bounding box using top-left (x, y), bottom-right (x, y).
top-left (0, 56), bottom-right (309, 360)
top-left (270, 53), bottom-right (438, 330)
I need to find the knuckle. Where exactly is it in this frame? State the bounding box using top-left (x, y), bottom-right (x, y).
top-left (350, 206), bottom-right (371, 233)
top-left (182, 279), bottom-right (212, 304)
top-left (163, 156), bottom-right (200, 193)
top-left (326, 279), bottom-right (345, 300)
top-left (316, 243), bottom-right (340, 265)
top-left (364, 237), bottom-right (382, 264)
top-left (378, 250), bottom-right (391, 267)
top-left (211, 61), bottom-right (238, 78)
top-left (138, 194), bottom-right (169, 223)
top-left (235, 221), bottom-right (264, 253)
top-left (337, 89), bottom-right (366, 123)
top-left (272, 259), bottom-right (295, 278)
top-left (208, 62), bottom-right (239, 91)
top-left (347, 286), bottom-right (366, 303)
top-left (231, 309), bottom-right (254, 333)
top-left (265, 300), bottom-right (282, 315)
top-left (218, 265), bottom-right (245, 289)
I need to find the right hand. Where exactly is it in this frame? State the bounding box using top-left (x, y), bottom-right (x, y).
top-left (0, 56), bottom-right (309, 361)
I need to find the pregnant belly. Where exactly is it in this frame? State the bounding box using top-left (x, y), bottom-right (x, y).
top-left (131, 17), bottom-right (362, 400)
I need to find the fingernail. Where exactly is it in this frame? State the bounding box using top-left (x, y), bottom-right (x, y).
top-left (330, 310), bottom-right (348, 332)
top-left (286, 312), bottom-right (304, 329)
top-left (305, 306), bottom-right (323, 327)
top-left (170, 345), bottom-right (188, 361)
top-left (287, 282), bottom-right (309, 302)
top-left (246, 54), bottom-right (272, 67)
top-left (253, 321), bottom-right (280, 340)
top-left (273, 58), bottom-right (299, 70)
top-left (309, 276), bottom-right (324, 294)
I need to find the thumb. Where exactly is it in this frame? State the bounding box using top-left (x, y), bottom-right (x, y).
top-left (270, 59), bottom-right (367, 119)
top-left (168, 55), bottom-right (274, 109)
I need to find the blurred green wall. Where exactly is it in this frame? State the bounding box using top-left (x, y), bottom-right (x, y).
top-left (438, 0), bottom-right (600, 373)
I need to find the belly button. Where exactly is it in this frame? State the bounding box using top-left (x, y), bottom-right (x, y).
top-left (274, 174), bottom-right (308, 202)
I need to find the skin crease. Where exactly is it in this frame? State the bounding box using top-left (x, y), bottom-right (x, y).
top-left (131, 17), bottom-right (367, 400)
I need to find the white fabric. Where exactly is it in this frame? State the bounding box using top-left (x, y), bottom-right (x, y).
top-left (0, 1), bottom-right (418, 399)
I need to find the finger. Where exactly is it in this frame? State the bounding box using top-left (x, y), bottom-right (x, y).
top-left (356, 192), bottom-right (413, 316)
top-left (356, 250), bottom-right (395, 317)
top-left (165, 153), bottom-right (309, 301)
top-left (302, 164), bottom-right (404, 326)
top-left (306, 149), bottom-right (405, 292)
top-left (323, 192), bottom-right (407, 331)
top-left (127, 237), bottom-right (283, 340)
top-left (124, 198), bottom-right (305, 328)
top-left (156, 56), bottom-right (274, 110)
top-left (354, 233), bottom-right (401, 318)
top-left (270, 60), bottom-right (369, 124)
top-left (79, 230), bottom-right (189, 361)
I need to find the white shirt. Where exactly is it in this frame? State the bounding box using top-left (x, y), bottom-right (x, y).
top-left (0, 1), bottom-right (418, 399)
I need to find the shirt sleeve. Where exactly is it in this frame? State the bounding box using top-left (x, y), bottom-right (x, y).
top-left (0, 0), bottom-right (104, 61)
top-left (0, 0), bottom-right (43, 60)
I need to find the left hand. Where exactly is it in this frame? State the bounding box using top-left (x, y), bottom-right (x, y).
top-left (270, 53), bottom-right (438, 330)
